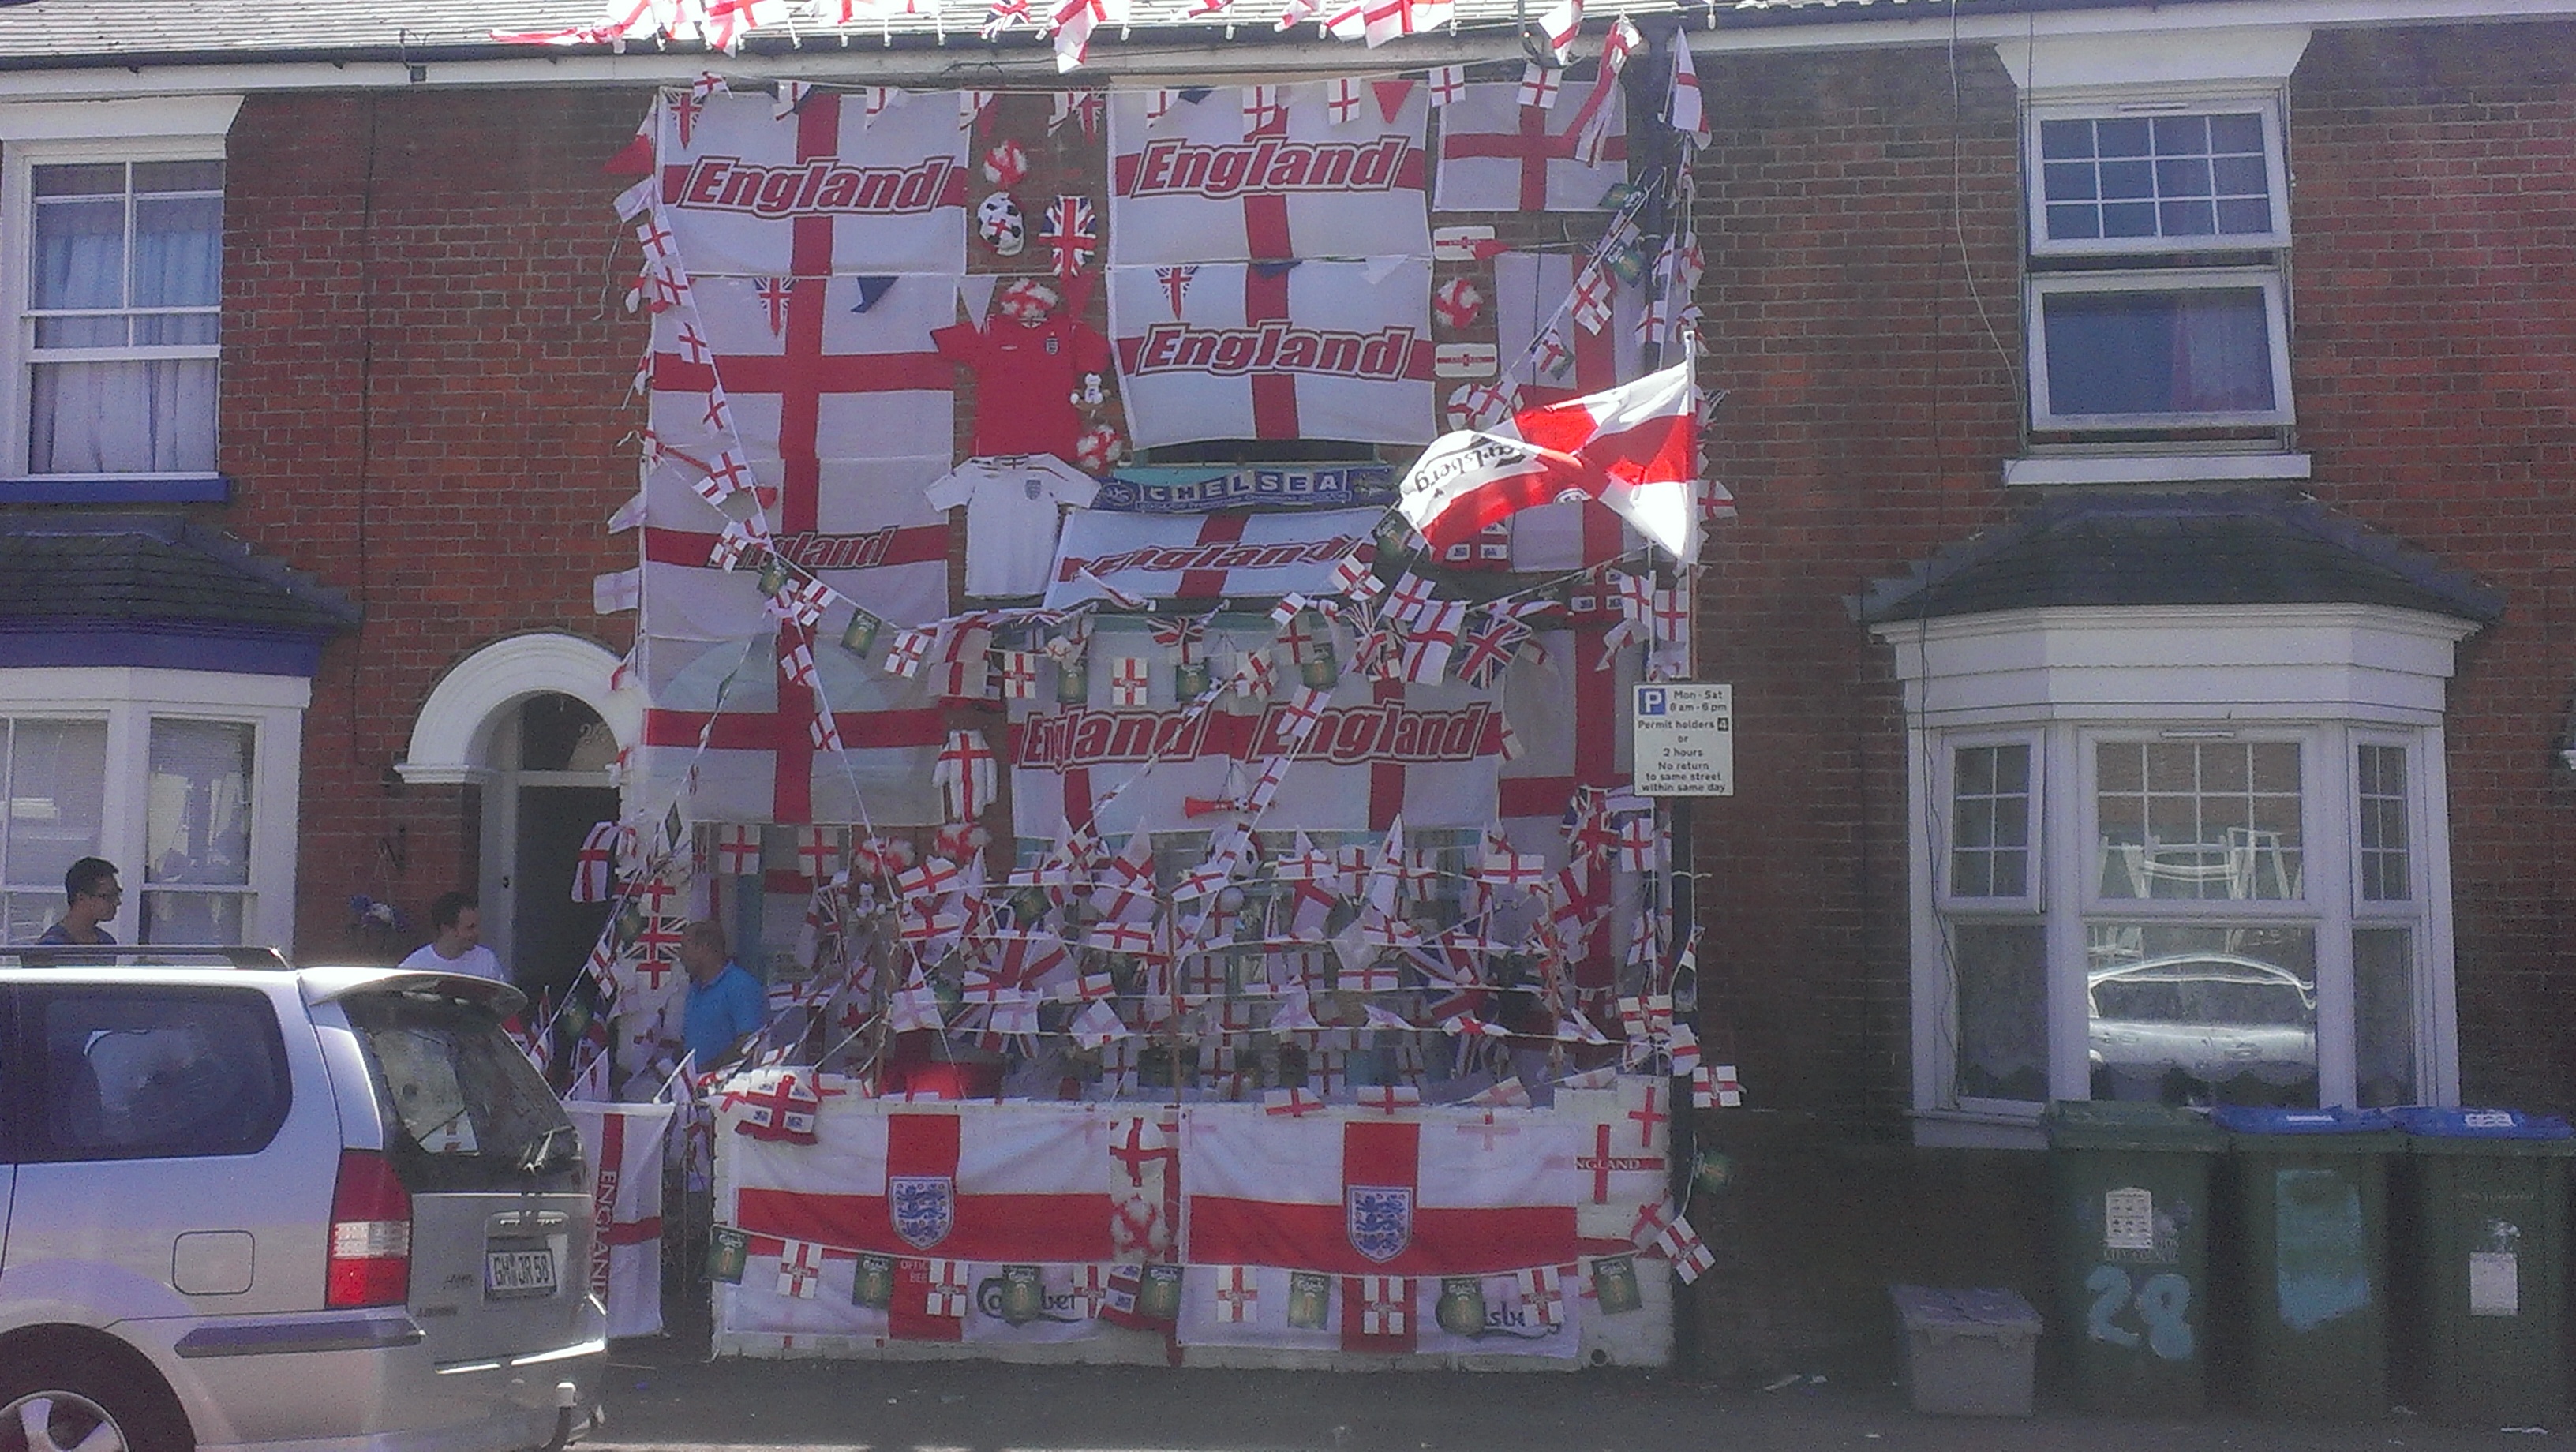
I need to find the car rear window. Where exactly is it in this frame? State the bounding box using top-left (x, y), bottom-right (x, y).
top-left (340, 990), bottom-right (582, 1193)
top-left (27, 986), bottom-right (290, 1161)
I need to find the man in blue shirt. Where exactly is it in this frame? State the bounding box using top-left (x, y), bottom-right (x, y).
top-left (679, 920), bottom-right (765, 1071)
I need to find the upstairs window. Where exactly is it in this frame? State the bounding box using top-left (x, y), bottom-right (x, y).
top-left (21, 157), bottom-right (222, 474)
top-left (2024, 99), bottom-right (2293, 435)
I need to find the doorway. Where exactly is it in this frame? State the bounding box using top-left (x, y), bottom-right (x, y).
top-left (485, 694), bottom-right (618, 1004)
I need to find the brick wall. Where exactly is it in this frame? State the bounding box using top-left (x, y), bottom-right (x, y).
top-left (217, 87), bottom-right (653, 957)
top-left (2290, 24), bottom-right (2576, 1110)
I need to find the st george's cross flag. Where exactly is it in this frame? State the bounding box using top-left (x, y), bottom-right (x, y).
top-left (648, 274), bottom-right (959, 466)
top-left (656, 88), bottom-right (968, 277)
top-left (724, 1102), bottom-right (1116, 1342)
top-left (1433, 82), bottom-right (1627, 214)
top-left (1395, 361), bottom-right (1702, 563)
top-left (1177, 1107), bottom-right (1582, 1353)
top-left (1491, 249), bottom-right (1645, 572)
top-left (1110, 260), bottom-right (1435, 447)
top-left (566, 1100), bottom-right (676, 1339)
top-left (1107, 84), bottom-right (1430, 265)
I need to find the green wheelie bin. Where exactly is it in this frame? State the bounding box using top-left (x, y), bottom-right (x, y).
top-left (2045, 1101), bottom-right (2225, 1414)
top-left (2390, 1107), bottom-right (2576, 1425)
top-left (2211, 1106), bottom-right (2398, 1418)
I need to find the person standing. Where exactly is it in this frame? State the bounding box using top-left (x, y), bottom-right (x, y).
top-left (398, 891), bottom-right (508, 982)
top-left (36, 857), bottom-right (120, 945)
top-left (679, 920), bottom-right (765, 1072)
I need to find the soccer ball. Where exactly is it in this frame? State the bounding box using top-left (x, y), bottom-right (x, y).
top-left (975, 192), bottom-right (1026, 256)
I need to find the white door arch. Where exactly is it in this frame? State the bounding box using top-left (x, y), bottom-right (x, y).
top-left (396, 633), bottom-right (635, 974)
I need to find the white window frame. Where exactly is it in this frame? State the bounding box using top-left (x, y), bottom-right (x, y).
top-left (0, 96), bottom-right (239, 481)
top-left (1933, 730), bottom-right (2046, 914)
top-left (2025, 95), bottom-right (2291, 259)
top-left (2026, 267), bottom-right (2295, 432)
top-left (1879, 604), bottom-right (2471, 1149)
top-left (0, 665), bottom-right (305, 952)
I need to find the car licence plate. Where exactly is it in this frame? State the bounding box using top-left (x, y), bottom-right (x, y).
top-left (485, 1241), bottom-right (558, 1300)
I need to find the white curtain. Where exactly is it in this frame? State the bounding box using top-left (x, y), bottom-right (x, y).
top-left (27, 182), bottom-right (219, 473)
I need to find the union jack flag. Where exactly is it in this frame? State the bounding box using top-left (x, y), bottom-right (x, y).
top-left (1042, 196), bottom-right (1099, 279)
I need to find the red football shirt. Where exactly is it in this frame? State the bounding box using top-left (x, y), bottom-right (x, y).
top-left (933, 314), bottom-right (1112, 459)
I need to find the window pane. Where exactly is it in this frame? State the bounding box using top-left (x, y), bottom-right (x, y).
top-left (2042, 287), bottom-right (2277, 419)
top-left (29, 357), bottom-right (218, 473)
top-left (148, 718), bottom-right (254, 888)
top-left (34, 986), bottom-right (288, 1159)
top-left (2353, 927), bottom-right (2416, 1108)
top-left (2038, 110), bottom-right (2275, 245)
top-left (5, 718), bottom-right (108, 894)
top-left (140, 889), bottom-right (249, 945)
top-left (2087, 922), bottom-right (2317, 1107)
top-left (1953, 922), bottom-right (2048, 1102)
top-left (32, 163), bottom-right (125, 198)
top-left (2357, 743), bottom-right (2411, 902)
top-left (131, 196), bottom-right (223, 308)
top-left (1950, 743), bottom-right (2031, 899)
top-left (32, 197), bottom-right (125, 310)
top-left (131, 159), bottom-right (223, 194)
top-left (2097, 740), bottom-right (2302, 900)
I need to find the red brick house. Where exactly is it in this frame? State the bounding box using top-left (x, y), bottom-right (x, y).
top-left (0, 0), bottom-right (2568, 1372)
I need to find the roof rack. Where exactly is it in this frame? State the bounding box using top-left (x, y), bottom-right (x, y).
top-left (0, 945), bottom-right (291, 971)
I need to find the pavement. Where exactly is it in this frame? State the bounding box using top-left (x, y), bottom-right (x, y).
top-left (585, 1331), bottom-right (2568, 1452)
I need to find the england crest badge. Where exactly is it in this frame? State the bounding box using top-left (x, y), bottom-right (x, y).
top-left (889, 1176), bottom-right (955, 1250)
top-left (1346, 1184), bottom-right (1413, 1263)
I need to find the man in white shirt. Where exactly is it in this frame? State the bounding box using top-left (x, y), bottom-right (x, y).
top-left (399, 891), bottom-right (509, 984)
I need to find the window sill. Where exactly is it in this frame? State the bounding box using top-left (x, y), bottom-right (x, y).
top-left (2, 474), bottom-right (231, 504)
top-left (1909, 1106), bottom-right (2046, 1151)
top-left (2001, 453), bottom-right (2310, 488)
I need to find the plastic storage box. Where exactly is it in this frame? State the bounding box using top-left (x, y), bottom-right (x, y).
top-left (1889, 1286), bottom-right (2043, 1416)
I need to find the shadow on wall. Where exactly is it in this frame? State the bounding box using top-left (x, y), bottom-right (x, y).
top-left (1689, 1111), bottom-right (2049, 1387)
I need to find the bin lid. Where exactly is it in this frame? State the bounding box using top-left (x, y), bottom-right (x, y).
top-left (2392, 1107), bottom-right (2576, 1151)
top-left (2043, 1099), bottom-right (2226, 1151)
top-left (1889, 1285), bottom-right (2042, 1331)
top-left (2213, 1106), bottom-right (2398, 1136)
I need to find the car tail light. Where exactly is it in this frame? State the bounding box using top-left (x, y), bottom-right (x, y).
top-left (327, 1149), bottom-right (413, 1308)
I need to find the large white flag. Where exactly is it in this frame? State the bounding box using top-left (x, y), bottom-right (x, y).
top-left (1108, 84), bottom-right (1430, 265)
top-left (566, 1101), bottom-right (675, 1341)
top-left (656, 89), bottom-right (968, 277)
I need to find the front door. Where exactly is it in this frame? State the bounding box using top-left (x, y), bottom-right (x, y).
top-left (512, 783), bottom-right (618, 1005)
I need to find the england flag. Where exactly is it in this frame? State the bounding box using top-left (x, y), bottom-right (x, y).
top-left (1108, 83), bottom-right (1430, 265)
top-left (657, 89), bottom-right (968, 278)
top-left (1110, 260), bottom-right (1435, 447)
top-left (1432, 82), bottom-right (1627, 214)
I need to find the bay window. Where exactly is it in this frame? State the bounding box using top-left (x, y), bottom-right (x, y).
top-left (1881, 604), bottom-right (2473, 1148)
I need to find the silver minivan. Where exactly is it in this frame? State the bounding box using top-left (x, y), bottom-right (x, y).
top-left (0, 951), bottom-right (605, 1452)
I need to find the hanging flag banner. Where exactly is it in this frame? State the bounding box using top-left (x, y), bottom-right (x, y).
top-left (1108, 84), bottom-right (1431, 265)
top-left (566, 1100), bottom-right (676, 1340)
top-left (1432, 83), bottom-right (1627, 214)
top-left (1173, 1110), bottom-right (1582, 1353)
top-left (1091, 463), bottom-right (1398, 514)
top-left (657, 89), bottom-right (970, 277)
top-left (1042, 507), bottom-right (1381, 608)
top-left (1110, 260), bottom-right (1436, 447)
top-left (1005, 616), bottom-right (1507, 837)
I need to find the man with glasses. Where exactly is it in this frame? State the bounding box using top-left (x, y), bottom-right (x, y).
top-left (38, 856), bottom-right (121, 946)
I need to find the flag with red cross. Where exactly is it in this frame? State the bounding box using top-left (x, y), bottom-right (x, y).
top-left (1108, 84), bottom-right (1429, 266)
top-left (1433, 81), bottom-right (1627, 214)
top-left (653, 89), bottom-right (968, 278)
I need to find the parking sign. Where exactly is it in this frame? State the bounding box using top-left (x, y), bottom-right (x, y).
top-left (1631, 683), bottom-right (1732, 795)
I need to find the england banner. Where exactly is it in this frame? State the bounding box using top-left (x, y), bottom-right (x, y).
top-left (566, 1101), bottom-right (674, 1340)
top-left (1108, 84), bottom-right (1430, 265)
top-left (1043, 507), bottom-right (1380, 608)
top-left (1110, 260), bottom-right (1436, 447)
top-left (1005, 617), bottom-right (1507, 838)
top-left (1177, 1108), bottom-right (1582, 1353)
top-left (657, 89), bottom-right (968, 277)
top-left (1432, 83), bottom-right (1627, 214)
